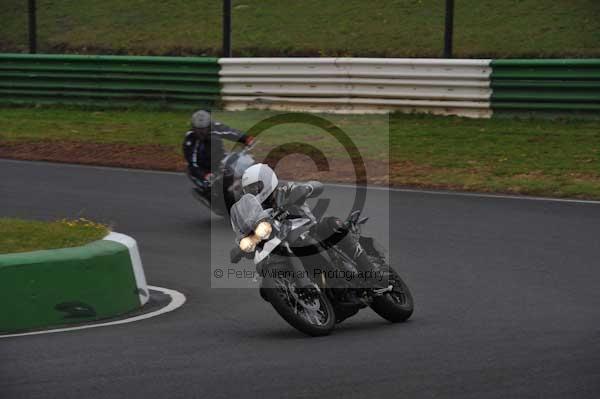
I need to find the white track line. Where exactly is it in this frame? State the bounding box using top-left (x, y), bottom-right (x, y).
top-left (2, 158), bottom-right (599, 205)
top-left (0, 286), bottom-right (186, 339)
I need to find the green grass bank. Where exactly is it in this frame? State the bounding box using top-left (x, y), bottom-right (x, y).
top-left (0, 217), bottom-right (108, 254)
top-left (2, 0), bottom-right (599, 58)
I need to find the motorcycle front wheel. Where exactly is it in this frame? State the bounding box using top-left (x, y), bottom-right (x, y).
top-left (262, 266), bottom-right (336, 336)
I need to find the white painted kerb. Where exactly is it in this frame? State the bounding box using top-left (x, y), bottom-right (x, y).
top-left (103, 232), bottom-right (149, 305)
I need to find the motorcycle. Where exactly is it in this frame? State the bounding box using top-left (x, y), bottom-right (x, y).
top-left (229, 192), bottom-right (414, 336)
top-left (187, 141), bottom-right (257, 217)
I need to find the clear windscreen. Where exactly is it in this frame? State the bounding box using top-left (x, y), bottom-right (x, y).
top-left (229, 194), bottom-right (270, 238)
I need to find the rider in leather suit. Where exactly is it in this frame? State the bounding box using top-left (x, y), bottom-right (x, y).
top-left (183, 110), bottom-right (253, 189)
top-left (241, 163), bottom-right (383, 291)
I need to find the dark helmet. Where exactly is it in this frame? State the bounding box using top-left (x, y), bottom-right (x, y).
top-left (191, 110), bottom-right (211, 129)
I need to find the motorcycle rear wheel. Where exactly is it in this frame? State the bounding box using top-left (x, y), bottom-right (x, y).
top-left (369, 262), bottom-right (414, 322)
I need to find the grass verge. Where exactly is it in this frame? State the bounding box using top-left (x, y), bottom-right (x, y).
top-left (0, 218), bottom-right (108, 254)
top-left (2, 0), bottom-right (599, 58)
top-left (0, 106), bottom-right (599, 199)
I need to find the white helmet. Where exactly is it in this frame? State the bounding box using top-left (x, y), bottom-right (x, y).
top-left (241, 163), bottom-right (278, 203)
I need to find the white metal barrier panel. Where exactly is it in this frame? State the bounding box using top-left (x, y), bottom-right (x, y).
top-left (219, 58), bottom-right (492, 118)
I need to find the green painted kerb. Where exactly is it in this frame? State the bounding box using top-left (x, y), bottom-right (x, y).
top-left (0, 240), bottom-right (140, 333)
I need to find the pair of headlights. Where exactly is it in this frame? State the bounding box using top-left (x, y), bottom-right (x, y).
top-left (239, 221), bottom-right (273, 253)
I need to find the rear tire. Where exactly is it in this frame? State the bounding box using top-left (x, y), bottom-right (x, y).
top-left (369, 263), bottom-right (414, 322)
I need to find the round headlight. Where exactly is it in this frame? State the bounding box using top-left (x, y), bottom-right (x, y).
top-left (255, 221), bottom-right (272, 240)
top-left (239, 236), bottom-right (257, 253)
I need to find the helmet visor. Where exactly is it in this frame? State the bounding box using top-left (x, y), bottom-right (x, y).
top-left (243, 181), bottom-right (264, 196)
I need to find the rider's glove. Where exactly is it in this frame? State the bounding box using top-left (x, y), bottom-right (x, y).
top-left (204, 172), bottom-right (215, 186)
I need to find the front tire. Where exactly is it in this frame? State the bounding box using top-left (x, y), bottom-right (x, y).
top-left (262, 269), bottom-right (336, 336)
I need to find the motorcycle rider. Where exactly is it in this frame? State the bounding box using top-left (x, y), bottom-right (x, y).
top-left (183, 110), bottom-right (254, 192)
top-left (240, 163), bottom-right (386, 292)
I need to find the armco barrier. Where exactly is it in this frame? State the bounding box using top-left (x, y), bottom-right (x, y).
top-left (219, 58), bottom-right (493, 118)
top-left (491, 59), bottom-right (600, 112)
top-left (0, 232), bottom-right (148, 333)
top-left (1, 54), bottom-right (597, 117)
top-left (0, 54), bottom-right (220, 108)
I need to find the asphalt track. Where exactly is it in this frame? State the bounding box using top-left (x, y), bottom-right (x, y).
top-left (1, 159), bottom-right (599, 399)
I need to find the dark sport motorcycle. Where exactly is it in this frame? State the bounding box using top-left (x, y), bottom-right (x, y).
top-left (188, 142), bottom-right (257, 217)
top-left (229, 193), bottom-right (414, 336)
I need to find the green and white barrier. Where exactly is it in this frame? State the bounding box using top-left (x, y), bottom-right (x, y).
top-left (1, 54), bottom-right (598, 117)
top-left (0, 232), bottom-right (148, 333)
top-left (219, 58), bottom-right (600, 117)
